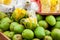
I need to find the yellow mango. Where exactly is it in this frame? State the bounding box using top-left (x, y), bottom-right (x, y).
top-left (50, 6), bottom-right (56, 12)
top-left (0, 0), bottom-right (3, 4)
top-left (12, 8), bottom-right (27, 21)
top-left (50, 0), bottom-right (58, 6)
top-left (50, 0), bottom-right (58, 12)
top-left (3, 0), bottom-right (12, 5)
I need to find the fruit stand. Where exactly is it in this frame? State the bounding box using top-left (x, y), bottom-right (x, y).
top-left (0, 0), bottom-right (60, 40)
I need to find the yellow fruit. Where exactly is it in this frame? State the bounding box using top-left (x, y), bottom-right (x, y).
top-left (3, 0), bottom-right (12, 5)
top-left (40, 0), bottom-right (50, 13)
top-left (12, 8), bottom-right (27, 21)
top-left (50, 6), bottom-right (56, 12)
top-left (50, 0), bottom-right (58, 6)
top-left (50, 0), bottom-right (58, 12)
top-left (0, 0), bottom-right (3, 4)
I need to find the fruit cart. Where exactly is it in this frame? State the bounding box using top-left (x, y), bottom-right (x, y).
top-left (0, 0), bottom-right (60, 40)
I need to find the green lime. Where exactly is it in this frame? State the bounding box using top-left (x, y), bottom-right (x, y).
top-left (46, 15), bottom-right (56, 26)
top-left (34, 27), bottom-right (45, 39)
top-left (51, 29), bottom-right (60, 40)
top-left (36, 14), bottom-right (43, 22)
top-left (0, 17), bottom-right (11, 30)
top-left (43, 36), bottom-right (52, 40)
top-left (39, 20), bottom-right (48, 29)
top-left (10, 22), bottom-right (24, 33)
top-left (22, 29), bottom-right (34, 39)
top-left (4, 31), bottom-right (14, 38)
top-left (45, 30), bottom-right (51, 36)
top-left (12, 34), bottom-right (22, 40)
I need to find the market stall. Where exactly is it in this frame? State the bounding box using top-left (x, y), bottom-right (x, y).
top-left (0, 0), bottom-right (60, 40)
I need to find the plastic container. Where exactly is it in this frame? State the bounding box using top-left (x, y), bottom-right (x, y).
top-left (36, 0), bottom-right (60, 15)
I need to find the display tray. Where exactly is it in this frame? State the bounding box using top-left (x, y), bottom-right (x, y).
top-left (0, 32), bottom-right (10, 40)
top-left (38, 13), bottom-right (60, 15)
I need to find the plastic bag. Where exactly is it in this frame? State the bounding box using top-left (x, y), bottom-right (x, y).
top-left (20, 10), bottom-right (37, 30)
top-left (0, 0), bottom-right (16, 12)
top-left (9, 0), bottom-right (38, 25)
top-left (0, 0), bottom-right (38, 28)
top-left (0, 0), bottom-right (39, 13)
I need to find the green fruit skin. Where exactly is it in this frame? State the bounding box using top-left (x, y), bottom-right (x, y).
top-left (39, 20), bottom-right (48, 29)
top-left (46, 15), bottom-right (56, 26)
top-left (54, 21), bottom-right (60, 29)
top-left (14, 24), bottom-right (24, 33)
top-left (12, 34), bottom-right (22, 40)
top-left (32, 38), bottom-right (40, 40)
top-left (26, 22), bottom-right (36, 30)
top-left (36, 24), bottom-right (40, 27)
top-left (20, 18), bottom-right (37, 30)
top-left (22, 29), bottom-right (34, 39)
top-left (0, 17), bottom-right (11, 30)
top-left (34, 27), bottom-right (45, 39)
top-left (9, 32), bottom-right (15, 38)
top-left (0, 12), bottom-right (7, 19)
top-left (20, 18), bottom-right (26, 24)
top-left (45, 30), bottom-right (51, 36)
top-left (0, 22), bottom-right (10, 30)
top-left (36, 14), bottom-right (43, 21)
top-left (43, 36), bottom-right (53, 40)
top-left (56, 16), bottom-right (60, 21)
top-left (4, 31), bottom-right (14, 38)
top-left (10, 22), bottom-right (19, 31)
top-left (4, 31), bottom-right (10, 37)
top-left (51, 29), bottom-right (60, 40)
top-left (10, 22), bottom-right (24, 33)
top-left (0, 29), bottom-right (3, 32)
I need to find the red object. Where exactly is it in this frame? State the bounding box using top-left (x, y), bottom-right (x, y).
top-left (35, 0), bottom-right (41, 13)
top-left (0, 32), bottom-right (11, 40)
top-left (30, 0), bottom-right (60, 15)
top-left (31, 0), bottom-right (41, 13)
